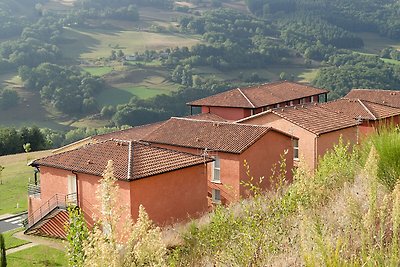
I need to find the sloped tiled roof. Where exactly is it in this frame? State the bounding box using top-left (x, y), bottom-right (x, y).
top-left (345, 89), bottom-right (400, 108)
top-left (94, 122), bottom-right (164, 142)
top-left (32, 140), bottom-right (212, 180)
top-left (143, 118), bottom-right (274, 154)
top-left (94, 114), bottom-right (227, 142)
top-left (185, 113), bottom-right (228, 122)
top-left (322, 98), bottom-right (400, 121)
top-left (188, 81), bottom-right (329, 108)
top-left (239, 104), bottom-right (359, 135)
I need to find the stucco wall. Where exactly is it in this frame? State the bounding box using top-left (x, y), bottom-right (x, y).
top-left (152, 144), bottom-right (241, 204)
top-left (28, 166), bottom-right (70, 219)
top-left (241, 113), bottom-right (317, 170)
top-left (29, 163), bottom-right (209, 228)
top-left (239, 130), bottom-right (294, 197)
top-left (153, 131), bottom-right (294, 204)
top-left (77, 172), bottom-right (132, 227)
top-left (316, 127), bottom-right (358, 163)
top-left (201, 106), bottom-right (252, 120)
top-left (359, 116), bottom-right (400, 137)
top-left (130, 164), bottom-right (208, 225)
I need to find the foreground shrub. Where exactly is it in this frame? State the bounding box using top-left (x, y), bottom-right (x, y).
top-left (300, 146), bottom-right (400, 266)
top-left (66, 160), bottom-right (166, 267)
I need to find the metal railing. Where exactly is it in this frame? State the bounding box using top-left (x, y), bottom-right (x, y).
top-left (66, 192), bottom-right (77, 206)
top-left (28, 183), bottom-right (41, 196)
top-left (25, 193), bottom-right (77, 230)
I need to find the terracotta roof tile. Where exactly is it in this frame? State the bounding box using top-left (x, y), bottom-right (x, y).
top-left (94, 122), bottom-right (164, 142)
top-left (94, 114), bottom-right (227, 142)
top-left (188, 81), bottom-right (329, 108)
top-left (322, 98), bottom-right (400, 120)
top-left (345, 89), bottom-right (400, 108)
top-left (143, 118), bottom-right (272, 154)
top-left (239, 104), bottom-right (359, 135)
top-left (185, 113), bottom-right (228, 122)
top-left (32, 140), bottom-right (212, 180)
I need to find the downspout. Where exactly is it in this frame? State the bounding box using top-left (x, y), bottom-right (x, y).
top-left (72, 171), bottom-right (79, 207)
top-left (314, 135), bottom-right (318, 171)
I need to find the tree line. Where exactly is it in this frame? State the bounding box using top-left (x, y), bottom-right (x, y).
top-left (312, 53), bottom-right (400, 99)
top-left (0, 125), bottom-right (123, 156)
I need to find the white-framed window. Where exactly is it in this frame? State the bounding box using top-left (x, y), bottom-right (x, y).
top-left (300, 98), bottom-right (306, 104)
top-left (276, 103), bottom-right (281, 108)
top-left (310, 96), bottom-right (314, 103)
top-left (289, 100), bottom-right (294, 106)
top-left (293, 139), bottom-right (299, 160)
top-left (211, 157), bottom-right (221, 183)
top-left (212, 189), bottom-right (221, 204)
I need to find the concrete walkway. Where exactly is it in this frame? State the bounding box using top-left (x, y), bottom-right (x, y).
top-left (5, 230), bottom-right (66, 255)
top-left (13, 231), bottom-right (65, 251)
top-left (6, 243), bottom-right (38, 255)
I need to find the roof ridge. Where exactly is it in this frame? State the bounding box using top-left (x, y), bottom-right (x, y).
top-left (93, 121), bottom-right (164, 141)
top-left (186, 87), bottom-right (237, 104)
top-left (357, 99), bottom-right (377, 120)
top-left (351, 88), bottom-right (399, 92)
top-left (31, 139), bottom-right (112, 166)
top-left (237, 88), bottom-right (255, 108)
top-left (171, 116), bottom-right (268, 128)
top-left (357, 98), bottom-right (400, 109)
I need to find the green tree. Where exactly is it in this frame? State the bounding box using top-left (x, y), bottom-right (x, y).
top-left (80, 160), bottom-right (167, 266)
top-left (0, 233), bottom-right (6, 267)
top-left (0, 165), bottom-right (4, 185)
top-left (66, 206), bottom-right (88, 267)
top-left (0, 89), bottom-right (19, 110)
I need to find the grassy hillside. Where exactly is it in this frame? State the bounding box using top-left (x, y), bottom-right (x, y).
top-left (1, 0), bottom-right (400, 130)
top-left (0, 150), bottom-right (52, 215)
top-left (169, 128), bottom-right (400, 266)
top-left (60, 27), bottom-right (201, 60)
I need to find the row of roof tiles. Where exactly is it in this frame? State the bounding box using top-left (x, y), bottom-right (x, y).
top-left (33, 140), bottom-right (213, 181)
top-left (345, 89), bottom-right (400, 108)
top-left (188, 81), bottom-right (329, 108)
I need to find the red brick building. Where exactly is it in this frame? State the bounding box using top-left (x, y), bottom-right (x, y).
top-left (187, 81), bottom-right (329, 120)
top-left (322, 98), bottom-right (400, 135)
top-left (141, 117), bottom-right (296, 204)
top-left (237, 104), bottom-right (360, 171)
top-left (26, 140), bottom-right (212, 238)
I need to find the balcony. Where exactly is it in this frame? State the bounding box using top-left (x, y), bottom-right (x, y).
top-left (28, 183), bottom-right (41, 197)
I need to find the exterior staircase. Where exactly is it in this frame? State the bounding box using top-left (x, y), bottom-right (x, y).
top-left (24, 193), bottom-right (77, 239)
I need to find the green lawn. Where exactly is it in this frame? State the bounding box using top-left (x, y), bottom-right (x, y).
top-left (82, 66), bottom-right (115, 76)
top-left (0, 150), bottom-right (52, 215)
top-left (60, 27), bottom-right (201, 60)
top-left (3, 228), bottom-right (30, 250)
top-left (382, 58), bottom-right (400, 65)
top-left (356, 32), bottom-right (400, 54)
top-left (193, 66), bottom-right (319, 83)
top-left (6, 245), bottom-right (67, 267)
top-left (97, 83), bottom-right (176, 106)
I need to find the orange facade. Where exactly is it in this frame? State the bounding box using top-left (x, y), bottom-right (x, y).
top-left (199, 95), bottom-right (320, 120)
top-left (201, 106), bottom-right (252, 120)
top-left (359, 115), bottom-right (400, 137)
top-left (153, 130), bottom-right (294, 205)
top-left (241, 113), bottom-right (359, 171)
top-left (28, 163), bottom-right (209, 235)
